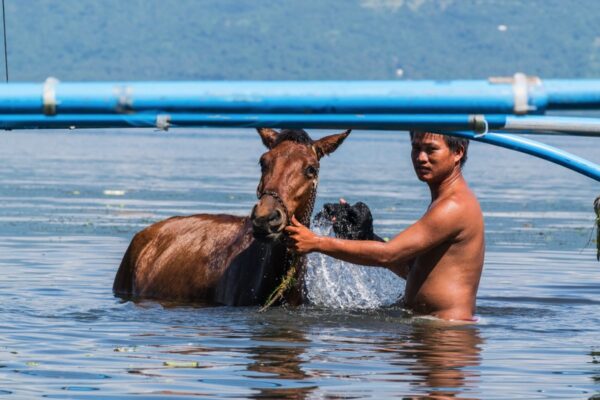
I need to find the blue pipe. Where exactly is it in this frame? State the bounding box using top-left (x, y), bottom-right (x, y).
top-left (542, 80), bottom-right (600, 110)
top-left (446, 131), bottom-right (600, 182)
top-left (2, 78), bottom-right (600, 115)
top-left (0, 80), bottom-right (524, 114)
top-left (0, 113), bottom-right (508, 131)
top-left (4, 113), bottom-right (600, 137)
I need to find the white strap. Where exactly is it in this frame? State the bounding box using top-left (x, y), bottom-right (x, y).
top-left (156, 114), bottom-right (171, 131)
top-left (42, 77), bottom-right (59, 115)
top-left (114, 85), bottom-right (133, 113)
top-left (488, 73), bottom-right (541, 115)
top-left (512, 72), bottom-right (529, 115)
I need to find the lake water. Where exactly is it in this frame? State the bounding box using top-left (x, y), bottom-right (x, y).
top-left (0, 129), bottom-right (598, 399)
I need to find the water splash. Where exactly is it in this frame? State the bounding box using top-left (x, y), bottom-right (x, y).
top-left (304, 221), bottom-right (405, 309)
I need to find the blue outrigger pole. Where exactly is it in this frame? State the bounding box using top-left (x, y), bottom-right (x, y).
top-left (1, 75), bottom-right (600, 115)
top-left (444, 131), bottom-right (600, 182)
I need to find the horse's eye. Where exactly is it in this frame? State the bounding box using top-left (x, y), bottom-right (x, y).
top-left (305, 165), bottom-right (317, 178)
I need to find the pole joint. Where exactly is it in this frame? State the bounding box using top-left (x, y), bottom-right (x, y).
top-left (42, 77), bottom-right (59, 116)
top-left (489, 72), bottom-right (542, 115)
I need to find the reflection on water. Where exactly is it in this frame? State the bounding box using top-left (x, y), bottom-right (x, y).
top-left (246, 324), bottom-right (314, 399)
top-left (405, 325), bottom-right (483, 399)
top-left (0, 130), bottom-right (598, 398)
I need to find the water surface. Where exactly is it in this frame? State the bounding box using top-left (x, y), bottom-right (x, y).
top-left (0, 129), bottom-right (598, 398)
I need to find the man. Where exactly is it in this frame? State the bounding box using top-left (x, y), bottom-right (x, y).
top-left (285, 131), bottom-right (485, 321)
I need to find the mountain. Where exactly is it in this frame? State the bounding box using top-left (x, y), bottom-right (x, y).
top-left (4, 0), bottom-right (600, 81)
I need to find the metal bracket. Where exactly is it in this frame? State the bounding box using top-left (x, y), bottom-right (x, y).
top-left (42, 77), bottom-right (59, 116)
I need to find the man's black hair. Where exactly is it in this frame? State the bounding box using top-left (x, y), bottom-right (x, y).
top-left (409, 131), bottom-right (470, 168)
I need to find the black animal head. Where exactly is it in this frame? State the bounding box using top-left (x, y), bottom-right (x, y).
top-left (314, 201), bottom-right (377, 241)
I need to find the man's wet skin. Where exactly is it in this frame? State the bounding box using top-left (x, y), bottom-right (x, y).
top-left (286, 132), bottom-right (485, 321)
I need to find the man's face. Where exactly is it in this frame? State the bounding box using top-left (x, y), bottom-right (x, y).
top-left (411, 133), bottom-right (461, 183)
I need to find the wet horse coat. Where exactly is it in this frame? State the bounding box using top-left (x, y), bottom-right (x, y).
top-left (113, 128), bottom-right (350, 306)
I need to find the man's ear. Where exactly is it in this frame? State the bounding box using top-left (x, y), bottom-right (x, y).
top-left (257, 128), bottom-right (279, 149)
top-left (453, 145), bottom-right (465, 165)
top-left (312, 130), bottom-right (351, 159)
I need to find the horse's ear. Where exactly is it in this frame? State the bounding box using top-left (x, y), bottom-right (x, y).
top-left (313, 130), bottom-right (351, 159)
top-left (257, 128), bottom-right (279, 149)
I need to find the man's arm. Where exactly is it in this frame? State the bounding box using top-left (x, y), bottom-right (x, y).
top-left (285, 198), bottom-right (464, 277)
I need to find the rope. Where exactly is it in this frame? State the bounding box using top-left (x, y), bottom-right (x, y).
top-left (594, 195), bottom-right (599, 261)
top-left (259, 255), bottom-right (299, 312)
top-left (2, 0), bottom-right (8, 82)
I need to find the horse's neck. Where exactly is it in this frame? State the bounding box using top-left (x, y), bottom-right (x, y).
top-left (215, 198), bottom-right (315, 306)
top-left (215, 221), bottom-right (292, 305)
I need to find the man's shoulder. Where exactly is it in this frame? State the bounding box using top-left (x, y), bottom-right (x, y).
top-left (429, 186), bottom-right (482, 225)
top-left (433, 190), bottom-right (478, 211)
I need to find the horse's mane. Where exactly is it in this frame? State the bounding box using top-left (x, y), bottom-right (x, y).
top-left (272, 129), bottom-right (313, 147)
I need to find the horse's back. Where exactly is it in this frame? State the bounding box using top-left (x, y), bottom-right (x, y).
top-left (113, 214), bottom-right (252, 301)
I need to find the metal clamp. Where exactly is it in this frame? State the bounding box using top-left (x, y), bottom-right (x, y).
top-left (470, 114), bottom-right (488, 137)
top-left (42, 77), bottom-right (59, 116)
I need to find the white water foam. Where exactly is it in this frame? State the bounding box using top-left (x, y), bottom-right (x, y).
top-left (304, 222), bottom-right (405, 309)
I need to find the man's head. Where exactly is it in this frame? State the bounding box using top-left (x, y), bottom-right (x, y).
top-left (409, 131), bottom-right (469, 183)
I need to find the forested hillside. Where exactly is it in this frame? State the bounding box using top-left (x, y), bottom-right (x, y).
top-left (5, 0), bottom-right (600, 81)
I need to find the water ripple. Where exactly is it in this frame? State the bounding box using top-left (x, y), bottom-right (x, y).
top-left (0, 130), bottom-right (598, 398)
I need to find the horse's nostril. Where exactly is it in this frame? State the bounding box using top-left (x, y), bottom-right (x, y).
top-left (268, 209), bottom-right (284, 227)
top-left (251, 208), bottom-right (286, 237)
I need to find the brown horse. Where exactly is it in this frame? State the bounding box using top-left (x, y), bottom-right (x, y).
top-left (113, 128), bottom-right (350, 306)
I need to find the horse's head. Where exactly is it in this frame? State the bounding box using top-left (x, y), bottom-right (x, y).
top-left (251, 128), bottom-right (350, 242)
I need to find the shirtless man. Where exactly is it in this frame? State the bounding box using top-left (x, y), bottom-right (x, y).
top-left (285, 131), bottom-right (485, 321)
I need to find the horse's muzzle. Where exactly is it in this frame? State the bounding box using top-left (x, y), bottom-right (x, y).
top-left (251, 206), bottom-right (287, 242)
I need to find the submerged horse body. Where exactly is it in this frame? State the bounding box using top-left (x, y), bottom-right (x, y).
top-left (113, 128), bottom-right (350, 306)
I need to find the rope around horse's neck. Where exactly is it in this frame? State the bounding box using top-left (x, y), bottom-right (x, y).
top-left (259, 178), bottom-right (318, 312)
top-left (259, 261), bottom-right (298, 312)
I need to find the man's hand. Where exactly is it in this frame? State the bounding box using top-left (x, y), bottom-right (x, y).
top-left (285, 215), bottom-right (321, 254)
